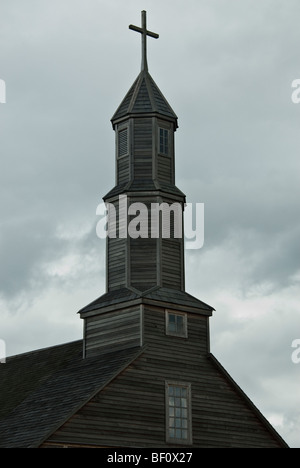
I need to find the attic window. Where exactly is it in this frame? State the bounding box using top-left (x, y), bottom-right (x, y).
top-left (159, 128), bottom-right (169, 155)
top-left (166, 311), bottom-right (187, 338)
top-left (118, 128), bottom-right (128, 158)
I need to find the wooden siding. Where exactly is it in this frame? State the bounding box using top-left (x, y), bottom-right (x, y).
top-left (157, 155), bottom-right (171, 184)
top-left (133, 118), bottom-right (153, 180)
top-left (130, 238), bottom-right (157, 291)
top-left (44, 308), bottom-right (283, 448)
top-left (84, 307), bottom-right (141, 358)
top-left (161, 239), bottom-right (183, 290)
top-left (117, 155), bottom-right (130, 184)
top-left (107, 237), bottom-right (126, 291)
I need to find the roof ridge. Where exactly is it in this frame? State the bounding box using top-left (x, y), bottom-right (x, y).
top-left (144, 70), bottom-right (158, 113)
top-left (127, 71), bottom-right (144, 113)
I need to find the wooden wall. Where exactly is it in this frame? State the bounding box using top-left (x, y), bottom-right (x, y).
top-left (84, 307), bottom-right (141, 358)
top-left (117, 155), bottom-right (130, 185)
top-left (107, 237), bottom-right (126, 291)
top-left (134, 118), bottom-right (152, 180)
top-left (161, 239), bottom-right (183, 290)
top-left (130, 238), bottom-right (157, 291)
top-left (44, 306), bottom-right (282, 448)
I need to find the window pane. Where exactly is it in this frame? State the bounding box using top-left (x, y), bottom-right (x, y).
top-left (169, 314), bottom-right (176, 324)
top-left (168, 314), bottom-right (176, 333)
top-left (182, 430), bottom-right (188, 439)
top-left (159, 128), bottom-right (169, 154)
top-left (175, 418), bottom-right (181, 428)
top-left (166, 312), bottom-right (187, 337)
top-left (176, 316), bottom-right (184, 333)
top-left (164, 132), bottom-right (168, 154)
top-left (160, 128), bottom-right (164, 153)
top-left (167, 384), bottom-right (190, 442)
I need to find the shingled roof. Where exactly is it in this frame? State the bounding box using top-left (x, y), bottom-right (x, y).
top-left (0, 341), bottom-right (142, 448)
top-left (111, 69), bottom-right (178, 128)
top-left (78, 286), bottom-right (215, 317)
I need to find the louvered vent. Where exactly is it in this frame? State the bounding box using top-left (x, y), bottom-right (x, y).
top-left (118, 128), bottom-right (128, 157)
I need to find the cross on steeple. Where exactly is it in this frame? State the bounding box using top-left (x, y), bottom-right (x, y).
top-left (129, 10), bottom-right (159, 72)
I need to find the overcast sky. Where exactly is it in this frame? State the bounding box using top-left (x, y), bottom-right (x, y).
top-left (0, 0), bottom-right (299, 448)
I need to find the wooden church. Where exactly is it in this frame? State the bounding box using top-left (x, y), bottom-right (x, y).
top-left (0, 12), bottom-right (288, 448)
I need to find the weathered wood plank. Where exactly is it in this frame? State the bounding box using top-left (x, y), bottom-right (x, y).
top-left (85, 308), bottom-right (141, 357)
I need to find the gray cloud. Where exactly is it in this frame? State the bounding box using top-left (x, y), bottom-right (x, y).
top-left (0, 0), bottom-right (299, 447)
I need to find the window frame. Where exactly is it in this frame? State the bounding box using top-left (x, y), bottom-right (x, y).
top-left (159, 127), bottom-right (170, 156)
top-left (165, 310), bottom-right (188, 338)
top-left (165, 381), bottom-right (192, 445)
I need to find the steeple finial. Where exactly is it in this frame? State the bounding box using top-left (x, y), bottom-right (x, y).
top-left (129, 10), bottom-right (159, 72)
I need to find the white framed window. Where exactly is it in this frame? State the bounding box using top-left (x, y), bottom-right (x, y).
top-left (159, 127), bottom-right (169, 155)
top-left (118, 127), bottom-right (128, 158)
top-left (165, 382), bottom-right (192, 444)
top-left (166, 310), bottom-right (187, 338)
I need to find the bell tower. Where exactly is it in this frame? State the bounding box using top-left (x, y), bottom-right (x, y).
top-left (106, 11), bottom-right (185, 294)
top-left (80, 11), bottom-right (213, 358)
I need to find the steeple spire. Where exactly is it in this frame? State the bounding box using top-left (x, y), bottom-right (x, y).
top-left (129, 10), bottom-right (159, 72)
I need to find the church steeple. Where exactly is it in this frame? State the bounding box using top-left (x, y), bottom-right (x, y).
top-left (111, 11), bottom-right (177, 129)
top-left (105, 12), bottom-right (185, 293)
top-left (79, 11), bottom-right (214, 358)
